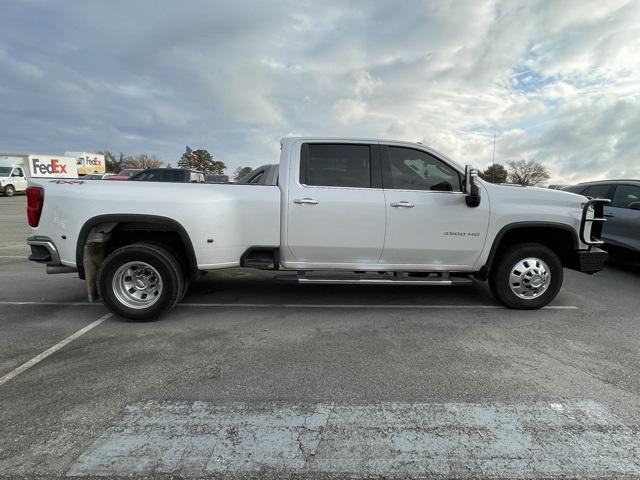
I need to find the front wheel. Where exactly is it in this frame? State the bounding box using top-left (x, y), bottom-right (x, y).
top-left (3, 185), bottom-right (15, 197)
top-left (97, 242), bottom-right (184, 321)
top-left (489, 243), bottom-right (563, 309)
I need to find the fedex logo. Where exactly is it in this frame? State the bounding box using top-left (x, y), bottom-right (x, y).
top-left (86, 157), bottom-right (102, 166)
top-left (32, 158), bottom-right (68, 175)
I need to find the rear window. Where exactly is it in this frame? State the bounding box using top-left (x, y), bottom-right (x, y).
top-left (563, 185), bottom-right (585, 194)
top-left (301, 143), bottom-right (371, 188)
top-left (583, 184), bottom-right (612, 199)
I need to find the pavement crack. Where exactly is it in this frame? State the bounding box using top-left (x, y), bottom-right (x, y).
top-left (295, 403), bottom-right (334, 467)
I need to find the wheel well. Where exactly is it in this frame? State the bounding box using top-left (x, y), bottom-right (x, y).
top-left (483, 224), bottom-right (577, 277)
top-left (105, 224), bottom-right (190, 268)
top-left (76, 215), bottom-right (197, 280)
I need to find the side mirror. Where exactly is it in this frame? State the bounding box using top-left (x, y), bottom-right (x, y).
top-left (464, 165), bottom-right (481, 208)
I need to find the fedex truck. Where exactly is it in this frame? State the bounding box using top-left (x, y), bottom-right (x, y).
top-left (0, 153), bottom-right (78, 196)
top-left (65, 151), bottom-right (105, 176)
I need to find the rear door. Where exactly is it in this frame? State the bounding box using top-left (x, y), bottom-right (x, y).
top-left (605, 184), bottom-right (640, 253)
top-left (379, 144), bottom-right (490, 268)
top-left (285, 142), bottom-right (386, 266)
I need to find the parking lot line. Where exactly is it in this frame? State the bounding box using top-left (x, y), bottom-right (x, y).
top-left (0, 300), bottom-right (578, 309)
top-left (0, 313), bottom-right (112, 387)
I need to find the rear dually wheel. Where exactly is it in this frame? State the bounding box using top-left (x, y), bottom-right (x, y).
top-left (97, 242), bottom-right (183, 321)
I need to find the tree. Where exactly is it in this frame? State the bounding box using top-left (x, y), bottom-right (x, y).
top-left (178, 149), bottom-right (226, 174)
top-left (507, 159), bottom-right (550, 186)
top-left (479, 163), bottom-right (508, 184)
top-left (100, 151), bottom-right (130, 173)
top-left (129, 153), bottom-right (162, 169)
top-left (233, 166), bottom-right (253, 180)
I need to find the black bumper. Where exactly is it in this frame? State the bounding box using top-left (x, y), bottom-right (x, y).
top-left (571, 247), bottom-right (608, 273)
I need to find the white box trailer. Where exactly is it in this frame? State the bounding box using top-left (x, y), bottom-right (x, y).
top-left (0, 153), bottom-right (78, 196)
top-left (65, 151), bottom-right (106, 176)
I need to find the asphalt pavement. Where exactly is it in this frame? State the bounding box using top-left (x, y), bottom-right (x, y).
top-left (1, 194), bottom-right (640, 479)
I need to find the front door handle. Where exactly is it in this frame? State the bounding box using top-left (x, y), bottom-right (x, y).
top-left (293, 198), bottom-right (319, 205)
top-left (390, 201), bottom-right (415, 208)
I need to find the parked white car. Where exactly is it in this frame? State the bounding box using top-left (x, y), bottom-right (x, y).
top-left (26, 137), bottom-right (608, 320)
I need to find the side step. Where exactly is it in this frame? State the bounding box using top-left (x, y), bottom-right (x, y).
top-left (276, 273), bottom-right (472, 286)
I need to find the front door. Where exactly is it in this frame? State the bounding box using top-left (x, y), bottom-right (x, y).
top-left (379, 145), bottom-right (490, 269)
top-left (11, 167), bottom-right (28, 192)
top-left (605, 184), bottom-right (640, 253)
top-left (285, 142), bottom-right (386, 267)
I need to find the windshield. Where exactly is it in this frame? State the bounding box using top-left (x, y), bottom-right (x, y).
top-left (0, 167), bottom-right (12, 176)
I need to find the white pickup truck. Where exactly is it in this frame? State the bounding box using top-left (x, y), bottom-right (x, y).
top-left (26, 137), bottom-right (609, 320)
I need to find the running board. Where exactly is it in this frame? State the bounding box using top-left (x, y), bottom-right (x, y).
top-left (276, 274), bottom-right (472, 286)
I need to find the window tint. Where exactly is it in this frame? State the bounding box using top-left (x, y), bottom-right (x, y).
top-left (384, 146), bottom-right (461, 192)
top-left (611, 185), bottom-right (640, 209)
top-left (302, 144), bottom-right (371, 188)
top-left (161, 170), bottom-right (184, 182)
top-left (563, 185), bottom-right (585, 194)
top-left (249, 171), bottom-right (264, 184)
top-left (583, 184), bottom-right (612, 199)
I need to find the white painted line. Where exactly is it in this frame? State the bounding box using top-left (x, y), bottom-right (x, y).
top-left (0, 301), bottom-right (95, 306)
top-left (0, 255), bottom-right (26, 259)
top-left (181, 303), bottom-right (579, 310)
top-left (0, 301), bottom-right (578, 310)
top-left (0, 313), bottom-right (112, 387)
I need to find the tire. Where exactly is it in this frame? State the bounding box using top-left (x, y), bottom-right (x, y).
top-left (4, 185), bottom-right (15, 197)
top-left (97, 242), bottom-right (184, 321)
top-left (489, 243), bottom-right (563, 309)
top-left (144, 242), bottom-right (191, 302)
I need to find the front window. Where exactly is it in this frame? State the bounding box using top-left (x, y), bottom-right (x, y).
top-left (0, 167), bottom-right (12, 176)
top-left (384, 146), bottom-right (461, 192)
top-left (611, 185), bottom-right (640, 209)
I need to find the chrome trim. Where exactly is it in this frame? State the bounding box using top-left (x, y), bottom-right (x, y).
top-left (293, 197), bottom-right (319, 205)
top-left (27, 235), bottom-right (61, 265)
top-left (390, 201), bottom-right (415, 208)
top-left (509, 257), bottom-right (550, 299)
top-left (579, 198), bottom-right (610, 247)
top-left (112, 261), bottom-right (163, 309)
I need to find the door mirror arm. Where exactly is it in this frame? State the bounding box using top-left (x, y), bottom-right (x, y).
top-left (464, 165), bottom-right (481, 208)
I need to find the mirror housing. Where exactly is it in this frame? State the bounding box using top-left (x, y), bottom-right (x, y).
top-left (464, 165), bottom-right (481, 208)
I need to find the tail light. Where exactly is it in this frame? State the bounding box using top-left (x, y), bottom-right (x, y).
top-left (26, 186), bottom-right (44, 227)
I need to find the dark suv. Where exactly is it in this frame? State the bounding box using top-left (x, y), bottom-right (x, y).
top-left (129, 168), bottom-right (205, 183)
top-left (563, 180), bottom-right (640, 258)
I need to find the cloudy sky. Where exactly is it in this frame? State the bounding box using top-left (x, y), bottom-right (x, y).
top-left (1, 0), bottom-right (639, 182)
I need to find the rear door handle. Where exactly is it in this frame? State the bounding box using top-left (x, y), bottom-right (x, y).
top-left (390, 201), bottom-right (415, 208)
top-left (293, 198), bottom-right (319, 205)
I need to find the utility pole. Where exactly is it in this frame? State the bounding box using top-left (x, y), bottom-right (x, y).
top-left (492, 134), bottom-right (496, 167)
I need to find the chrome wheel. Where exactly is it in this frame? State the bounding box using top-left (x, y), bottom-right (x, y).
top-left (112, 261), bottom-right (163, 309)
top-left (509, 257), bottom-right (550, 299)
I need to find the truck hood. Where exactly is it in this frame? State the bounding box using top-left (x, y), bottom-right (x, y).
top-left (483, 182), bottom-right (586, 208)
